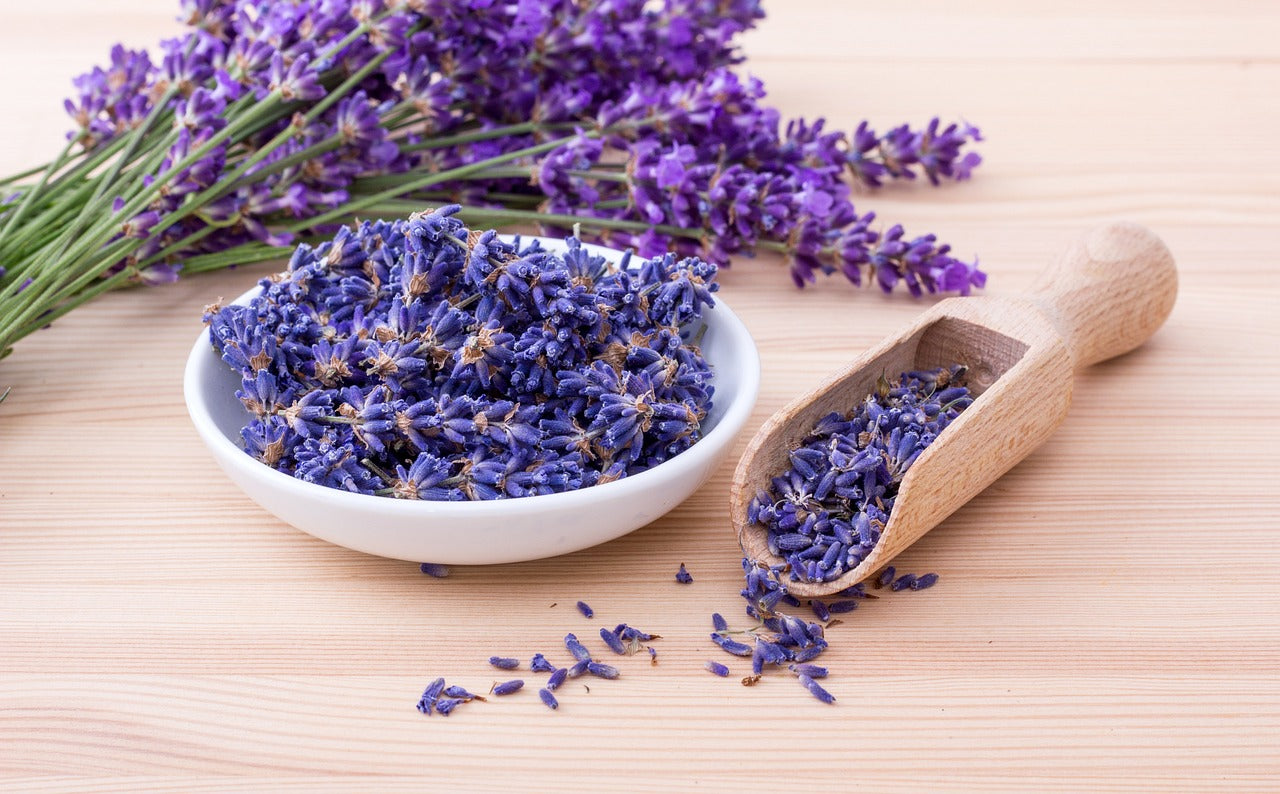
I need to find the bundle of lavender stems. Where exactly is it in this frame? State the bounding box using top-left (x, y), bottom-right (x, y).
top-left (0, 0), bottom-right (984, 361)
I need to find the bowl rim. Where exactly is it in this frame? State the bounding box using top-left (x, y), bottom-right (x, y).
top-left (183, 236), bottom-right (761, 519)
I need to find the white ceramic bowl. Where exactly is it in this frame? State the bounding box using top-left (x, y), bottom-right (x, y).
top-left (183, 238), bottom-right (760, 564)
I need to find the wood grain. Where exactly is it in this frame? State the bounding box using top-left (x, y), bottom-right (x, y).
top-left (1, 3), bottom-right (1279, 791)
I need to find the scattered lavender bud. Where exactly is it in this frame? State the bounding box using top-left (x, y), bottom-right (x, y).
top-left (876, 566), bottom-right (896, 588)
top-left (539, 688), bottom-right (559, 710)
top-left (676, 563), bottom-right (693, 584)
top-left (587, 661), bottom-right (620, 679)
top-left (811, 600), bottom-right (831, 622)
top-left (567, 660), bottom-right (591, 679)
top-left (546, 667), bottom-right (568, 691)
top-left (599, 627), bottom-right (628, 655)
top-left (711, 633), bottom-right (753, 657)
top-left (564, 633), bottom-right (592, 662)
top-left (891, 573), bottom-right (918, 591)
top-left (442, 685), bottom-right (484, 702)
top-left (705, 661), bottom-right (730, 677)
top-left (530, 654), bottom-right (555, 673)
top-left (434, 697), bottom-right (464, 716)
top-left (618, 625), bottom-right (660, 643)
top-left (416, 677), bottom-right (446, 715)
top-left (576, 601), bottom-right (594, 619)
top-left (489, 656), bottom-right (520, 670)
top-left (790, 664), bottom-right (829, 679)
top-left (827, 600), bottom-right (860, 614)
top-left (419, 563), bottom-right (450, 578)
top-left (648, 647), bottom-right (658, 665)
top-left (491, 680), bottom-right (524, 696)
top-left (711, 613), bottom-right (729, 632)
top-left (912, 573), bottom-right (940, 590)
top-left (797, 674), bottom-right (836, 704)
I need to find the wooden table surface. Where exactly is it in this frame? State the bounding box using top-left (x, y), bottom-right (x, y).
top-left (2, 2), bottom-right (1278, 790)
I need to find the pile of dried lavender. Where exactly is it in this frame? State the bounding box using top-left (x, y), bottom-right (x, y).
top-left (747, 366), bottom-right (973, 583)
top-left (204, 206), bottom-right (718, 499)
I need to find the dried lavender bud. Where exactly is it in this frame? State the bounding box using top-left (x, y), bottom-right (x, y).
top-left (488, 656), bottom-right (520, 670)
top-left (442, 685), bottom-right (483, 702)
top-left (415, 677), bottom-right (446, 715)
top-left (827, 600), bottom-right (860, 614)
top-left (797, 673), bottom-right (836, 704)
top-left (876, 566), bottom-right (896, 588)
top-left (790, 664), bottom-right (829, 679)
top-left (675, 563), bottom-right (693, 584)
top-left (491, 680), bottom-right (524, 696)
top-left (711, 633), bottom-right (753, 657)
top-left (564, 633), bottom-right (592, 662)
top-left (539, 688), bottom-right (559, 710)
top-left (891, 573), bottom-right (918, 591)
top-left (419, 563), bottom-right (450, 578)
top-left (530, 654), bottom-right (555, 673)
top-left (576, 601), bottom-right (594, 619)
top-left (811, 600), bottom-right (831, 622)
top-left (648, 647), bottom-right (658, 664)
top-left (566, 660), bottom-right (590, 679)
top-left (617, 625), bottom-right (660, 643)
top-left (705, 661), bottom-right (730, 677)
top-left (546, 667), bottom-right (568, 691)
top-left (711, 613), bottom-right (729, 632)
top-left (587, 661), bottom-right (620, 679)
top-left (912, 573), bottom-right (940, 590)
top-left (599, 627), bottom-right (628, 655)
top-left (434, 697), bottom-right (464, 716)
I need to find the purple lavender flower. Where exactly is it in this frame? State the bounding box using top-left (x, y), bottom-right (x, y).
top-left (675, 563), bottom-right (693, 584)
top-left (564, 633), bottom-right (592, 662)
top-left (797, 673), bottom-right (836, 705)
top-left (586, 661), bottom-right (619, 680)
top-left (488, 656), bottom-right (520, 670)
top-left (419, 562), bottom-right (450, 578)
top-left (529, 654), bottom-right (555, 673)
top-left (599, 628), bottom-right (627, 656)
top-left (539, 688), bottom-right (559, 710)
top-left (576, 601), bottom-right (594, 619)
top-left (415, 677), bottom-right (445, 715)
top-left (491, 680), bottom-right (524, 696)
top-left (704, 661), bottom-right (730, 677)
top-left (912, 573), bottom-right (940, 590)
top-left (546, 667), bottom-right (568, 691)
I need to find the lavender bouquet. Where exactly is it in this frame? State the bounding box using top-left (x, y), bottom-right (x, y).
top-left (0, 0), bottom-right (984, 363)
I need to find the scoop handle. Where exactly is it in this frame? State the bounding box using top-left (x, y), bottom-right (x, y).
top-left (1027, 221), bottom-right (1177, 369)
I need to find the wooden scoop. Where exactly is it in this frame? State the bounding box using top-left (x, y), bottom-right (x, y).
top-left (730, 222), bottom-right (1177, 597)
